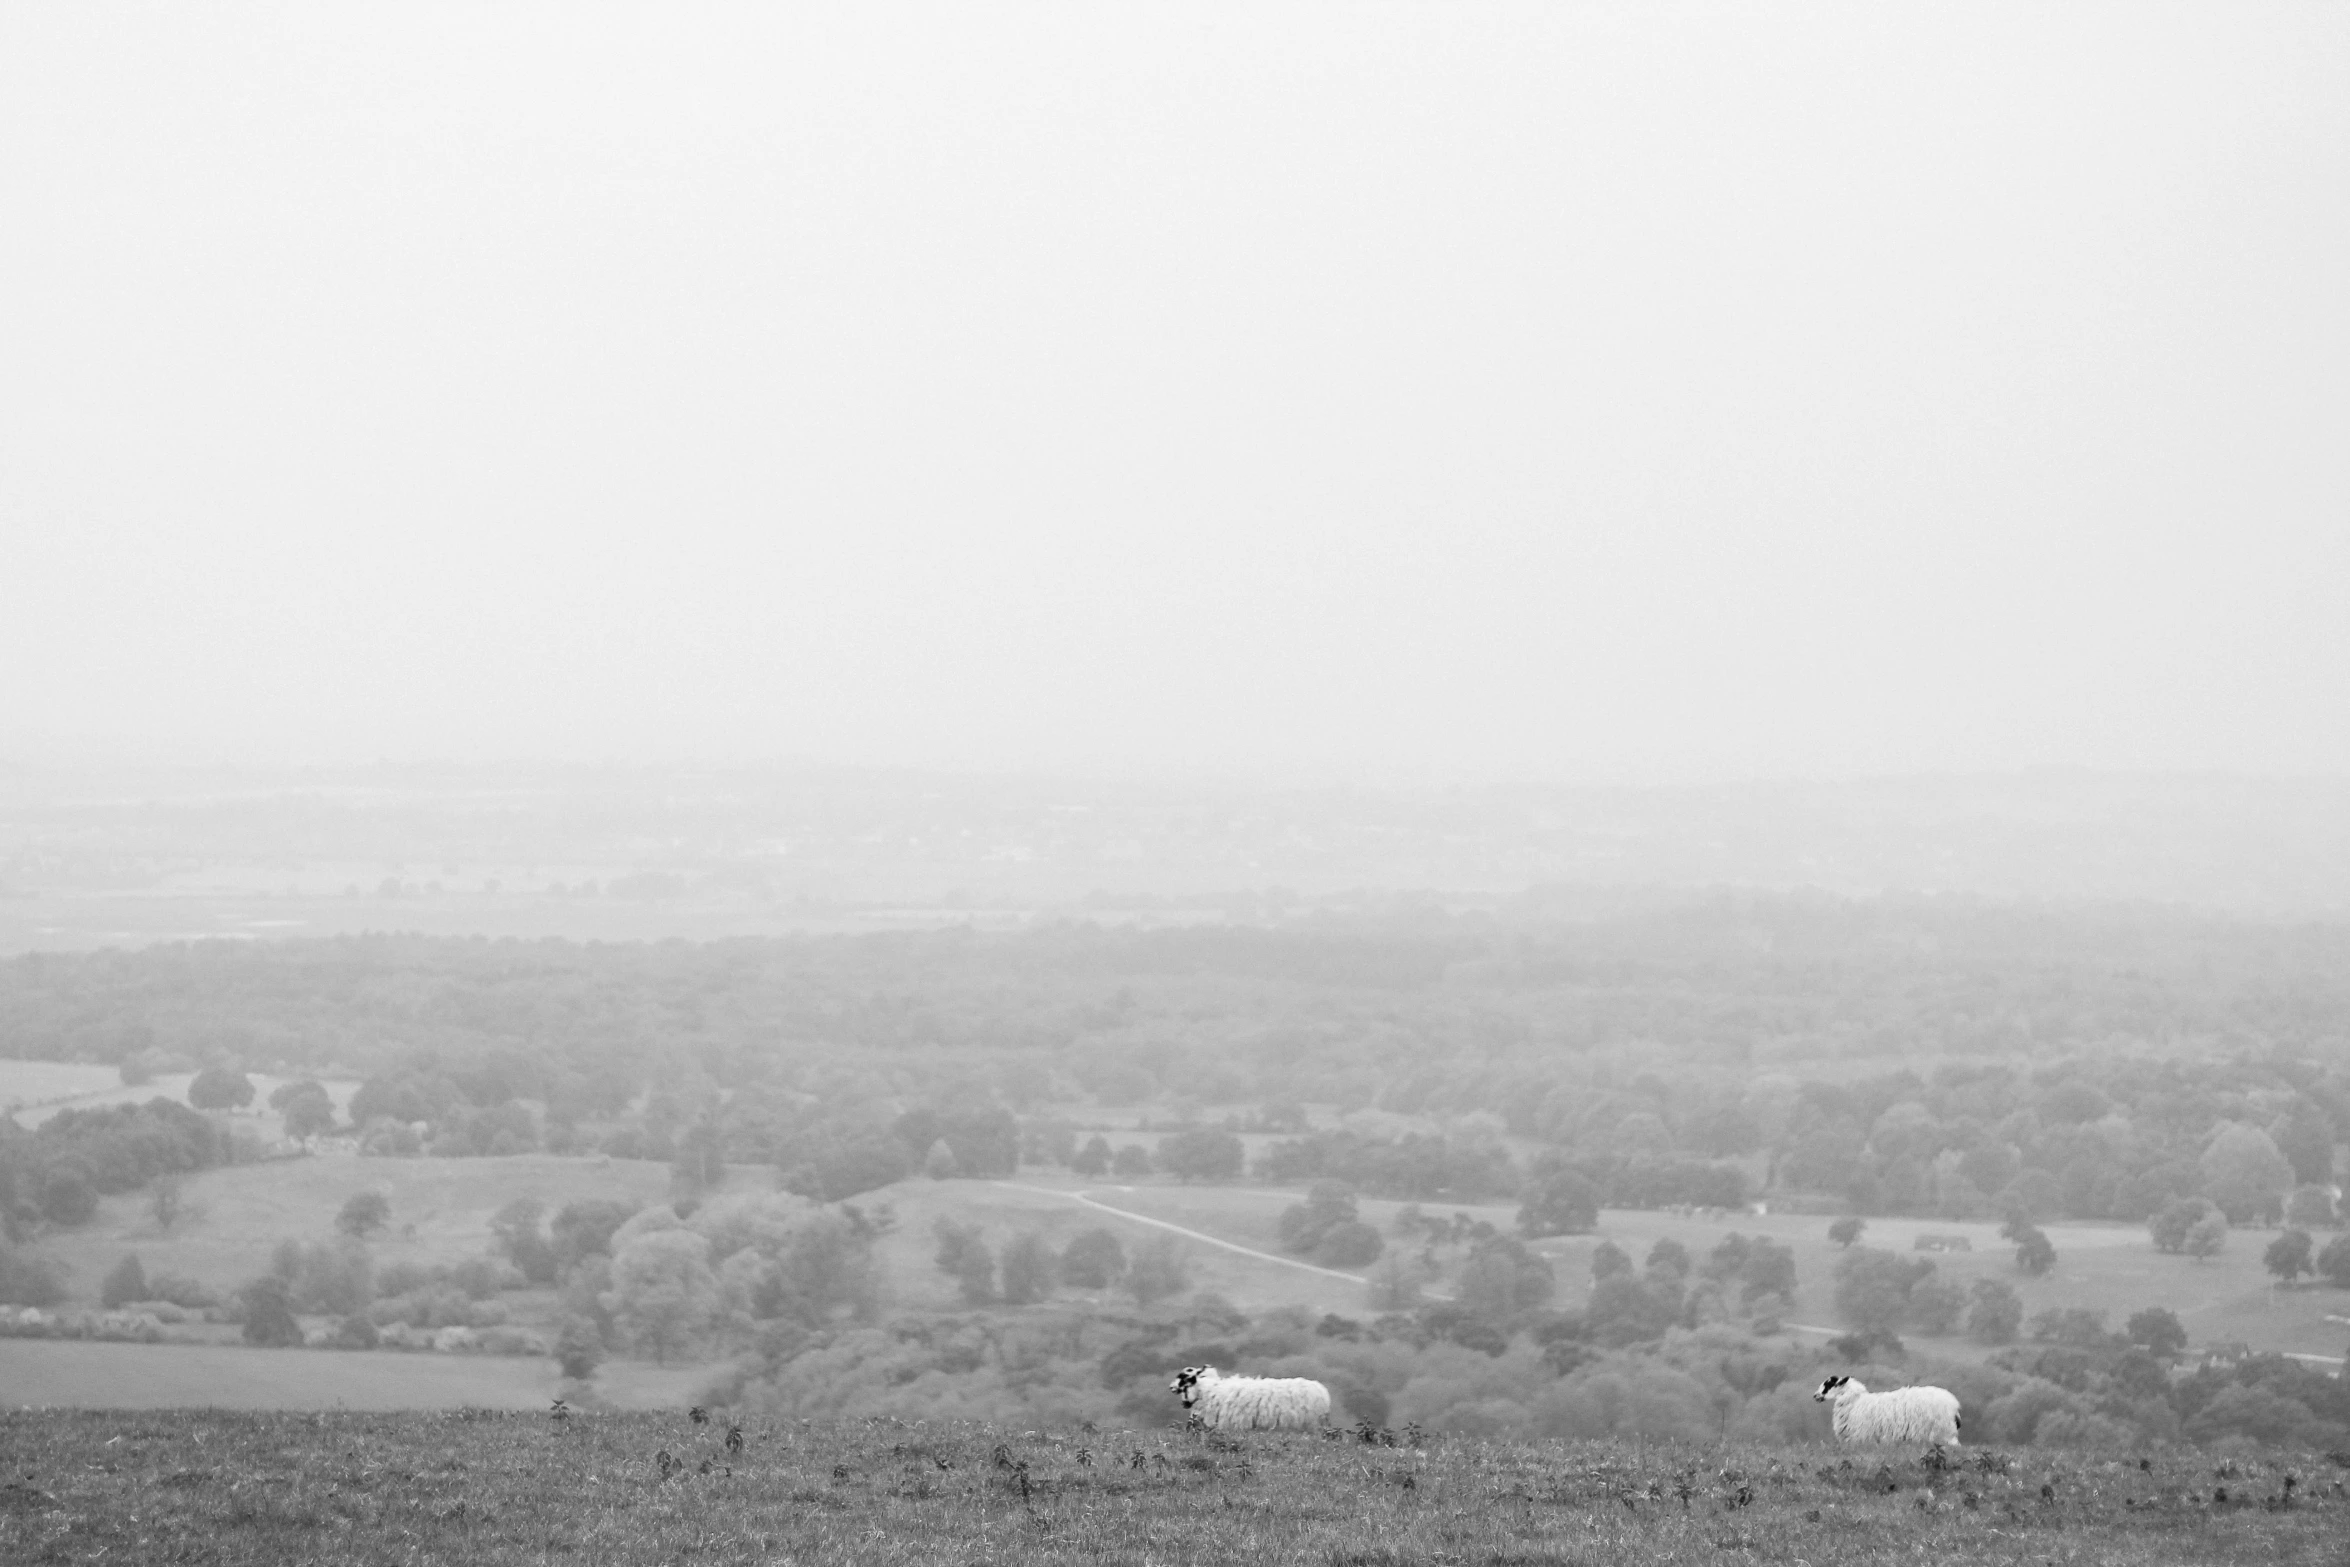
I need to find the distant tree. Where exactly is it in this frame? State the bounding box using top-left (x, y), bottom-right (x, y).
top-left (336, 1191), bottom-right (391, 1239)
top-left (931, 1218), bottom-right (995, 1304)
top-left (1516, 1166), bottom-right (1599, 1238)
top-left (1833, 1248), bottom-right (1933, 1335)
top-left (238, 1275), bottom-right (302, 1347)
top-left (2150, 1197), bottom-right (2215, 1254)
top-left (1827, 1216), bottom-right (1866, 1248)
top-left (101, 1252), bottom-right (148, 1308)
top-left (2271, 1103), bottom-right (2338, 1188)
top-left (1966, 1278), bottom-right (2023, 1344)
top-left (2264, 1228), bottom-right (2314, 1285)
top-left (188, 1068), bottom-right (255, 1111)
top-left (492, 1198), bottom-right (559, 1285)
top-left (2200, 1123), bottom-right (2294, 1224)
top-left (1279, 1180), bottom-right (1367, 1260)
top-left (549, 1200), bottom-right (636, 1273)
top-left (998, 1232), bottom-right (1058, 1305)
top-left (554, 1314), bottom-right (604, 1382)
top-left (41, 1169), bottom-right (97, 1226)
top-left (2005, 1220), bottom-right (2057, 1276)
top-left (1738, 1238), bottom-right (1799, 1310)
top-left (1058, 1227), bottom-right (1125, 1289)
top-left (147, 1176), bottom-right (185, 1233)
top-left (2183, 1210), bottom-right (2228, 1262)
top-left (2125, 1307), bottom-right (2188, 1358)
top-left (2319, 1232), bottom-right (2350, 1288)
top-left (1589, 1241), bottom-right (1633, 1282)
top-left (279, 1090), bottom-right (336, 1141)
top-left (1457, 1235), bottom-right (1556, 1324)
top-left (0, 1245), bottom-right (68, 1308)
top-left (1110, 1144), bottom-right (1153, 1179)
top-left (1125, 1234), bottom-right (1190, 1306)
top-left (2284, 1184), bottom-right (2336, 1228)
top-left (267, 1078), bottom-right (326, 1111)
top-left (1908, 1278), bottom-right (1965, 1336)
top-left (1367, 1251), bottom-right (1424, 1312)
top-left (601, 1227), bottom-right (717, 1363)
top-left (671, 1112), bottom-right (727, 1194)
top-left (923, 1139), bottom-right (960, 1179)
top-left (1070, 1136), bottom-right (1112, 1178)
top-left (1157, 1128), bottom-right (1245, 1183)
top-left (2029, 1306), bottom-right (2114, 1348)
top-left (1314, 1221), bottom-right (1384, 1268)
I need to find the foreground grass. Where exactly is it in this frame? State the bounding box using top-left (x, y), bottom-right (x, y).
top-left (3, 1411), bottom-right (2346, 1565)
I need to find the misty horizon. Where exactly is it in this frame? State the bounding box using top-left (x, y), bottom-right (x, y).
top-left (6, 6), bottom-right (2346, 781)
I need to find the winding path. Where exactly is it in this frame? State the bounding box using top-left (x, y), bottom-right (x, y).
top-left (991, 1181), bottom-right (1378, 1288)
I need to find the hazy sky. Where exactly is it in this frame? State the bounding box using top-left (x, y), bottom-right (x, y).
top-left (3, 5), bottom-right (2344, 782)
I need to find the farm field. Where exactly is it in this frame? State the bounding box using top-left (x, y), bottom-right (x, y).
top-left (29, 1153), bottom-right (677, 1309)
top-left (0, 1060), bottom-right (363, 1133)
top-left (0, 1060), bottom-right (121, 1118)
top-left (1, 1408), bottom-right (2343, 1567)
top-left (1062, 1179), bottom-right (2350, 1365)
top-left (0, 1339), bottom-right (708, 1411)
top-left (21, 1152), bottom-right (2348, 1366)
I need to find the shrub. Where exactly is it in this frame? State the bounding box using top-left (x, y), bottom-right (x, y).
top-left (144, 1272), bottom-right (217, 1309)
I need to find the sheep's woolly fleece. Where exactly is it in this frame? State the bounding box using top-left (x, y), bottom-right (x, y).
top-left (1169, 1366), bottom-right (1333, 1431)
top-left (1812, 1375), bottom-right (1962, 1445)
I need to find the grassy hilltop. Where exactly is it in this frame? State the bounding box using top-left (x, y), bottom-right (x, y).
top-left (2, 1409), bottom-right (2345, 1567)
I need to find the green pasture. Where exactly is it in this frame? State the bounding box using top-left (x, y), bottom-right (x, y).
top-left (30, 1153), bottom-right (676, 1307)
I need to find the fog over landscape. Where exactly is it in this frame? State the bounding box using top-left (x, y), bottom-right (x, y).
top-left (3, 7), bottom-right (2349, 1564)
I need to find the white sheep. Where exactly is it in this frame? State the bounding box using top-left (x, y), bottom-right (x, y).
top-left (1812, 1374), bottom-right (1961, 1446)
top-left (1169, 1365), bottom-right (1332, 1431)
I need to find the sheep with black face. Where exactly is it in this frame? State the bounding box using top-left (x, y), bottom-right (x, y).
top-left (1813, 1374), bottom-right (1961, 1445)
top-left (1170, 1365), bottom-right (1332, 1431)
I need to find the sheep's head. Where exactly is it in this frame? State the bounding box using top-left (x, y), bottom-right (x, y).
top-left (1169, 1366), bottom-right (1214, 1406)
top-left (1812, 1375), bottom-right (1857, 1403)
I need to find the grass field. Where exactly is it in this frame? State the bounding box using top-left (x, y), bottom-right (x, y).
top-left (33, 1153), bottom-right (677, 1306)
top-left (1066, 1178), bottom-right (2350, 1364)
top-left (0, 1061), bottom-right (122, 1118)
top-left (1, 1409), bottom-right (2343, 1566)
top-left (0, 1339), bottom-right (709, 1412)
top-left (1, 1063), bottom-right (362, 1132)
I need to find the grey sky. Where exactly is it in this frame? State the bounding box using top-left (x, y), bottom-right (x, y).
top-left (4, 5), bottom-right (2344, 782)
